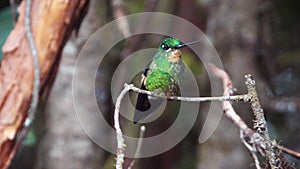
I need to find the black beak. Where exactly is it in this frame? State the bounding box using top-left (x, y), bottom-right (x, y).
top-left (173, 40), bottom-right (201, 49)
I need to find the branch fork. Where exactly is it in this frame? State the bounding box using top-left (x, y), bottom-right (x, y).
top-left (113, 64), bottom-right (296, 169)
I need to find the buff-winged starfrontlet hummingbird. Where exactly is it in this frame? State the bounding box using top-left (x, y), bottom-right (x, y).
top-left (133, 37), bottom-right (200, 124)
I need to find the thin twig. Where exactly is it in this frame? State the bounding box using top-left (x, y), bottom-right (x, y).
top-left (209, 64), bottom-right (298, 168)
top-left (17, 0), bottom-right (40, 145)
top-left (128, 126), bottom-right (146, 169)
top-left (251, 149), bottom-right (262, 169)
top-left (12, 0), bottom-right (40, 161)
top-left (240, 130), bottom-right (261, 169)
top-left (114, 64), bottom-right (297, 169)
top-left (209, 64), bottom-right (253, 134)
top-left (170, 95), bottom-right (247, 102)
top-left (209, 63), bottom-right (261, 168)
top-left (125, 83), bottom-right (248, 103)
top-left (24, 0), bottom-right (40, 128)
top-left (276, 144), bottom-right (300, 159)
top-left (114, 82), bottom-right (248, 168)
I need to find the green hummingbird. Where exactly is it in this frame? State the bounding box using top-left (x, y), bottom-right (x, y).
top-left (133, 37), bottom-right (200, 123)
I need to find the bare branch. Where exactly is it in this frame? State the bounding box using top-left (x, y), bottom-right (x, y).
top-left (24, 0), bottom-right (40, 128)
top-left (125, 83), bottom-right (248, 103)
top-left (245, 74), bottom-right (279, 168)
top-left (128, 126), bottom-right (146, 169)
top-left (113, 64), bottom-right (296, 169)
top-left (240, 130), bottom-right (261, 169)
top-left (276, 144), bottom-right (300, 159)
top-left (208, 64), bottom-right (253, 134)
top-left (14, 0), bottom-right (41, 151)
top-left (114, 84), bottom-right (133, 169)
top-left (209, 63), bottom-right (262, 168)
top-left (114, 82), bottom-right (248, 168)
top-left (209, 64), bottom-right (297, 168)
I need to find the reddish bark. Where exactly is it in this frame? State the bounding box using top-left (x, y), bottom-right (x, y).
top-left (0, 0), bottom-right (89, 168)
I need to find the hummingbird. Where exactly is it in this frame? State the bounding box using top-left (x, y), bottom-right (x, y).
top-left (133, 37), bottom-right (200, 124)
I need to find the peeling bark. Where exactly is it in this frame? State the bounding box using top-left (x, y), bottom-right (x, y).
top-left (0, 0), bottom-right (89, 168)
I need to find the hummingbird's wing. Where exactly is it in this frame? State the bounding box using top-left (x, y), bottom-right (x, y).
top-left (133, 69), bottom-right (151, 124)
top-left (134, 61), bottom-right (170, 124)
top-left (133, 79), bottom-right (164, 124)
top-left (135, 72), bottom-right (150, 110)
top-left (134, 61), bottom-right (164, 124)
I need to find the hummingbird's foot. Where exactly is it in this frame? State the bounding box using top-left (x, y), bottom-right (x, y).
top-left (166, 92), bottom-right (172, 99)
top-left (149, 90), bottom-right (166, 100)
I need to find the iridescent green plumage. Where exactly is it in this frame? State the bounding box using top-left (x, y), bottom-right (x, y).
top-left (134, 38), bottom-right (199, 123)
top-left (145, 38), bottom-right (185, 96)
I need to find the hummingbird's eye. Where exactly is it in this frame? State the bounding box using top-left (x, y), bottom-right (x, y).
top-left (161, 43), bottom-right (170, 50)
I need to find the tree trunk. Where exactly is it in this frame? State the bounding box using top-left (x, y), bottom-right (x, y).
top-left (0, 0), bottom-right (89, 168)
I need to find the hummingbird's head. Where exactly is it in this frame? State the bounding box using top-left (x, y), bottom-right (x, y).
top-left (158, 38), bottom-right (182, 62)
top-left (159, 38), bottom-right (181, 51)
top-left (159, 38), bottom-right (201, 50)
top-left (158, 38), bottom-right (200, 62)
